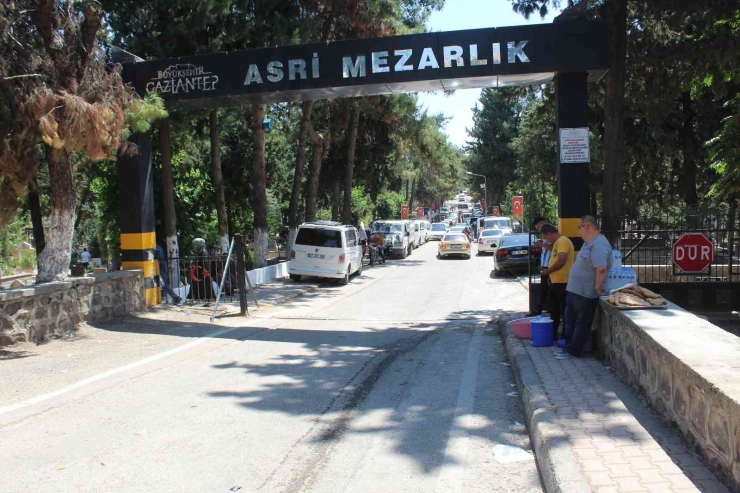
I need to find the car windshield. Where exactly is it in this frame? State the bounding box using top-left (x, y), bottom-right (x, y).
top-left (482, 230), bottom-right (503, 237)
top-left (451, 226), bottom-right (465, 231)
top-left (431, 224), bottom-right (446, 231)
top-left (295, 228), bottom-right (343, 248)
top-left (483, 218), bottom-right (512, 229)
top-left (500, 235), bottom-right (535, 247)
top-left (444, 234), bottom-right (467, 242)
top-left (373, 222), bottom-right (403, 233)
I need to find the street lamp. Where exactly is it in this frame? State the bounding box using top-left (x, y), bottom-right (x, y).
top-left (466, 171), bottom-right (487, 212)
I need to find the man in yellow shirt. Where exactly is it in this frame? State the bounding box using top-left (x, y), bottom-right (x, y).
top-left (540, 224), bottom-right (575, 341)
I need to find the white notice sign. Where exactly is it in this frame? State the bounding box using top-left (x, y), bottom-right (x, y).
top-left (559, 128), bottom-right (590, 163)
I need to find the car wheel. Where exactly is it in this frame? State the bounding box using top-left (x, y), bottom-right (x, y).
top-left (340, 266), bottom-right (350, 285)
top-left (408, 245), bottom-right (413, 256)
top-left (401, 246), bottom-right (407, 259)
top-left (290, 274), bottom-right (301, 282)
top-left (357, 260), bottom-right (363, 276)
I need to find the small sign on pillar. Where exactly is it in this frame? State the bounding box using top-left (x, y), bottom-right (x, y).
top-left (559, 127), bottom-right (590, 163)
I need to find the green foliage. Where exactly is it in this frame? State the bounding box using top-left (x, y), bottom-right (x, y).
top-left (375, 190), bottom-right (406, 220)
top-left (708, 95), bottom-right (740, 201)
top-left (124, 94), bottom-right (168, 137)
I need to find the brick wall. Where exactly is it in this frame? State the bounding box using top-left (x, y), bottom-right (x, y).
top-left (0, 270), bottom-right (145, 347)
top-left (597, 301), bottom-right (740, 489)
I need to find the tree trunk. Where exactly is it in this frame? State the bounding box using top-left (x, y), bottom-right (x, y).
top-left (305, 138), bottom-right (323, 222)
top-left (408, 178), bottom-right (416, 212)
top-left (405, 180), bottom-right (409, 203)
top-left (600, 0), bottom-right (628, 234)
top-left (680, 92), bottom-right (699, 207)
top-left (332, 178), bottom-right (341, 221)
top-left (251, 104), bottom-right (268, 268)
top-left (210, 110), bottom-right (229, 253)
top-left (287, 101), bottom-right (314, 259)
top-left (342, 105), bottom-right (361, 224)
top-left (160, 118), bottom-right (180, 285)
top-left (36, 153), bottom-right (76, 283)
top-left (28, 177), bottom-right (45, 255)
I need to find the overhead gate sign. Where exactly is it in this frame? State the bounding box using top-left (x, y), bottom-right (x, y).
top-left (559, 127), bottom-right (590, 163)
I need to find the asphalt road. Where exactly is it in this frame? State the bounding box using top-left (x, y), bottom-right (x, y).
top-left (0, 241), bottom-right (542, 493)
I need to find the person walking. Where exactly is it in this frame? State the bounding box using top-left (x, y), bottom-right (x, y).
top-left (539, 224), bottom-right (575, 341)
top-left (156, 243), bottom-right (183, 305)
top-left (556, 216), bottom-right (613, 360)
top-left (371, 231), bottom-right (386, 263)
top-left (80, 248), bottom-right (91, 269)
top-left (527, 217), bottom-right (553, 316)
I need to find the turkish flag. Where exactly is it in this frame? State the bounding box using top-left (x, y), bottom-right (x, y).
top-left (512, 196), bottom-right (523, 217)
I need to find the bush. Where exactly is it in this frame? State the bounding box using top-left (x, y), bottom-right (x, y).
top-left (20, 250), bottom-right (35, 270)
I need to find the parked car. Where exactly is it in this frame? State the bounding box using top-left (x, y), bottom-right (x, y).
top-left (422, 221), bottom-right (431, 243)
top-left (289, 221), bottom-right (363, 284)
top-left (429, 222), bottom-right (448, 241)
top-left (438, 232), bottom-right (471, 259)
top-left (477, 228), bottom-right (504, 254)
top-left (493, 234), bottom-right (540, 276)
top-left (372, 220), bottom-right (413, 258)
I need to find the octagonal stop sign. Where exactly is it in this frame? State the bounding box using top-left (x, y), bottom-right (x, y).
top-left (672, 233), bottom-right (714, 273)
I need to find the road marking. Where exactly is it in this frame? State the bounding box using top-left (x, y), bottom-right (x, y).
top-left (0, 325), bottom-right (243, 416)
top-left (435, 328), bottom-right (484, 493)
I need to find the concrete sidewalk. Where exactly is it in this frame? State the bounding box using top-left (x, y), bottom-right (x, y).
top-left (501, 323), bottom-right (732, 493)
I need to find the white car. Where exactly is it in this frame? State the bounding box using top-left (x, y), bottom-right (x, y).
top-left (428, 222), bottom-right (448, 240)
top-left (289, 221), bottom-right (363, 284)
top-left (411, 220), bottom-right (423, 248)
top-left (477, 216), bottom-right (513, 236)
top-left (477, 228), bottom-right (504, 254)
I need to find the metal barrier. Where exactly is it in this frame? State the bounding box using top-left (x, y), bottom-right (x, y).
top-left (161, 253), bottom-right (241, 305)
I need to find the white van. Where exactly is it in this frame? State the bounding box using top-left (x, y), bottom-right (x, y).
top-left (411, 220), bottom-right (423, 248)
top-left (477, 216), bottom-right (513, 235)
top-left (289, 221), bottom-right (363, 284)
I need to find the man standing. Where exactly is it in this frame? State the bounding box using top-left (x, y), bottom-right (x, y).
top-left (540, 224), bottom-right (575, 341)
top-left (156, 243), bottom-right (183, 305)
top-left (80, 248), bottom-right (91, 269)
top-left (527, 217), bottom-right (553, 316)
top-left (557, 216), bottom-right (613, 360)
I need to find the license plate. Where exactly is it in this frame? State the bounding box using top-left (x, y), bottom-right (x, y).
top-left (451, 244), bottom-right (462, 249)
top-left (307, 253), bottom-right (325, 259)
top-left (512, 249), bottom-right (527, 255)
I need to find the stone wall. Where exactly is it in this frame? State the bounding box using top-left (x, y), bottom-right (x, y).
top-left (89, 270), bottom-right (145, 321)
top-left (597, 301), bottom-right (740, 489)
top-left (0, 270), bottom-right (145, 347)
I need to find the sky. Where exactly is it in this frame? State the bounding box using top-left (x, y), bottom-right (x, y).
top-left (418, 0), bottom-right (558, 148)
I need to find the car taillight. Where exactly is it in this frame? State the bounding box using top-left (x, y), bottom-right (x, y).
top-left (339, 254), bottom-right (346, 263)
top-left (290, 250), bottom-right (296, 259)
top-left (441, 243), bottom-right (446, 249)
top-left (496, 249), bottom-right (509, 258)
top-left (465, 243), bottom-right (470, 249)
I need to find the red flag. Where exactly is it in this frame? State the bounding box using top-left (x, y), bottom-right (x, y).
top-left (512, 196), bottom-right (523, 217)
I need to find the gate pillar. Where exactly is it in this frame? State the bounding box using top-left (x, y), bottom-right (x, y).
top-left (555, 71), bottom-right (590, 251)
top-left (117, 132), bottom-right (160, 306)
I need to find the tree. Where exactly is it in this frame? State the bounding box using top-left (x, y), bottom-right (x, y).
top-left (209, 110), bottom-right (229, 252)
top-left (286, 101), bottom-right (313, 259)
top-left (250, 104), bottom-right (268, 268)
top-left (342, 103), bottom-right (361, 224)
top-left (1, 1), bottom-right (164, 282)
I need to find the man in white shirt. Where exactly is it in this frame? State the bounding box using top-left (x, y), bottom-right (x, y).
top-left (80, 248), bottom-right (91, 268)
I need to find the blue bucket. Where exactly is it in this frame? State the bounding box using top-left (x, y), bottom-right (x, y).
top-left (530, 317), bottom-right (554, 347)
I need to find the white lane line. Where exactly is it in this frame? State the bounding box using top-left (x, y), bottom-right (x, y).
top-left (0, 325), bottom-right (243, 416)
top-left (435, 328), bottom-right (484, 493)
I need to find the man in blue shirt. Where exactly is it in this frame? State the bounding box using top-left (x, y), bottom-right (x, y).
top-left (156, 243), bottom-right (183, 305)
top-left (557, 216), bottom-right (613, 360)
top-left (527, 217), bottom-right (553, 316)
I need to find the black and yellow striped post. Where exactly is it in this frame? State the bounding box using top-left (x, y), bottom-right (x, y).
top-left (117, 132), bottom-right (160, 306)
top-left (555, 72), bottom-right (590, 251)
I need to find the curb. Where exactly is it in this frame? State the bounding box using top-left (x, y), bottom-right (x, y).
top-left (498, 317), bottom-right (592, 493)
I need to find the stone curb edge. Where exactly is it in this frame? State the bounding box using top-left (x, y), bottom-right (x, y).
top-left (497, 317), bottom-right (592, 493)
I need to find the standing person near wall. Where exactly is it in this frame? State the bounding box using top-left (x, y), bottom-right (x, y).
top-left (557, 216), bottom-right (613, 360)
top-left (527, 217), bottom-right (553, 316)
top-left (539, 224), bottom-right (575, 342)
